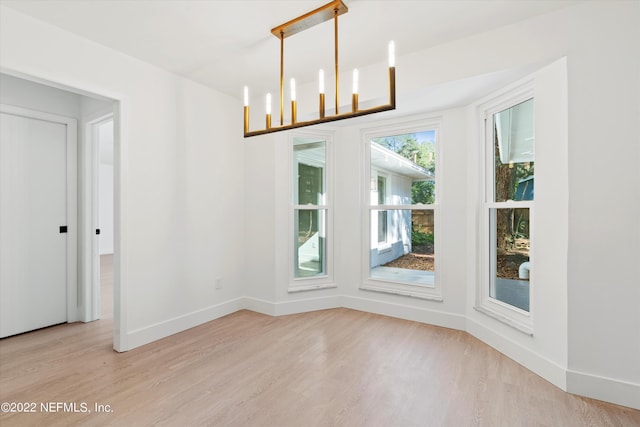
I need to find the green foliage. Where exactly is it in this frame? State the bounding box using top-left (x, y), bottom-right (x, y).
top-left (412, 230), bottom-right (434, 247)
top-left (515, 162), bottom-right (534, 181)
top-left (412, 181), bottom-right (435, 204)
top-left (372, 133), bottom-right (436, 204)
top-left (412, 222), bottom-right (434, 247)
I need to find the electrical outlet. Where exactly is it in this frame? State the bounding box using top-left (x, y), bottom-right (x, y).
top-left (215, 277), bottom-right (222, 290)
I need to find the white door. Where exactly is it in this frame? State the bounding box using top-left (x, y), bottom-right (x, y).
top-left (0, 105), bottom-right (77, 338)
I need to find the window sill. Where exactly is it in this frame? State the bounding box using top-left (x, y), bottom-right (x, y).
top-left (360, 280), bottom-right (442, 301)
top-left (473, 304), bottom-right (533, 335)
top-left (288, 282), bottom-right (337, 293)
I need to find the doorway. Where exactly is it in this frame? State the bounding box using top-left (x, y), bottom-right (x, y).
top-left (85, 115), bottom-right (114, 322)
top-left (0, 72), bottom-right (121, 349)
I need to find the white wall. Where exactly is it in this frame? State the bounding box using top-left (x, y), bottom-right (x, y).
top-left (561, 3), bottom-right (640, 408)
top-left (242, 135), bottom-right (279, 312)
top-left (0, 6), bottom-right (246, 350)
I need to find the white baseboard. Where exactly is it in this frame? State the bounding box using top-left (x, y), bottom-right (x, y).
top-left (273, 295), bottom-right (342, 316)
top-left (126, 294), bottom-right (468, 350)
top-left (246, 294), bottom-right (466, 330)
top-left (342, 295), bottom-right (466, 331)
top-left (466, 317), bottom-right (567, 391)
top-left (567, 369), bottom-right (640, 410)
top-left (126, 298), bottom-right (244, 350)
top-left (125, 295), bottom-right (339, 351)
top-left (242, 296), bottom-right (277, 316)
top-left (243, 295), bottom-right (342, 317)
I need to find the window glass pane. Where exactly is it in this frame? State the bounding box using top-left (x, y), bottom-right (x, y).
top-left (370, 209), bottom-right (435, 286)
top-left (493, 99), bottom-right (535, 202)
top-left (294, 139), bottom-right (325, 205)
top-left (370, 131), bottom-right (435, 205)
top-left (489, 207), bottom-right (530, 311)
top-left (294, 209), bottom-right (326, 278)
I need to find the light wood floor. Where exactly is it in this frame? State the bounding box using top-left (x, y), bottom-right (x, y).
top-left (1, 256), bottom-right (638, 426)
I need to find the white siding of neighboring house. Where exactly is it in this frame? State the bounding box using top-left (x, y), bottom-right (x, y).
top-left (370, 167), bottom-right (413, 267)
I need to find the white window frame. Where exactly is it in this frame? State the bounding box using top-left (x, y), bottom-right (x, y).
top-left (289, 130), bottom-right (335, 292)
top-left (476, 82), bottom-right (535, 334)
top-left (361, 117), bottom-right (442, 301)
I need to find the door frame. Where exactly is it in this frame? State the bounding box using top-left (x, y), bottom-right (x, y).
top-left (0, 104), bottom-right (78, 324)
top-left (82, 113), bottom-right (114, 322)
top-left (2, 68), bottom-right (126, 352)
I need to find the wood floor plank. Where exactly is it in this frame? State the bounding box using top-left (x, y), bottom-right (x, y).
top-left (1, 255), bottom-right (638, 426)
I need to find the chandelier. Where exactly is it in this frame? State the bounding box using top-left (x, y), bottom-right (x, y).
top-left (243, 0), bottom-right (396, 137)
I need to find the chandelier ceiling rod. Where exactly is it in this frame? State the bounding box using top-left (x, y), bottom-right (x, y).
top-left (334, 5), bottom-right (340, 116)
top-left (243, 0), bottom-right (395, 138)
top-left (279, 31), bottom-right (284, 126)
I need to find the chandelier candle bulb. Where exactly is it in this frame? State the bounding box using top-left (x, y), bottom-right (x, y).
top-left (319, 69), bottom-right (325, 94)
top-left (388, 41), bottom-right (395, 67)
top-left (319, 69), bottom-right (326, 118)
top-left (266, 93), bottom-right (272, 128)
top-left (352, 68), bottom-right (358, 94)
top-left (291, 78), bottom-right (297, 123)
top-left (244, 106), bottom-right (250, 133)
top-left (352, 68), bottom-right (359, 112)
top-left (243, 86), bottom-right (250, 133)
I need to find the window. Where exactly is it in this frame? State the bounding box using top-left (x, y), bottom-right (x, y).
top-left (478, 86), bottom-right (534, 333)
top-left (362, 120), bottom-right (441, 300)
top-left (291, 134), bottom-right (333, 291)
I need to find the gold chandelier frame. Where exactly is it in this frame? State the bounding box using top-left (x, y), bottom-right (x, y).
top-left (243, 0), bottom-right (396, 138)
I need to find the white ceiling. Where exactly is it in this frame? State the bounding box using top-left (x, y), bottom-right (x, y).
top-left (2, 0), bottom-right (580, 102)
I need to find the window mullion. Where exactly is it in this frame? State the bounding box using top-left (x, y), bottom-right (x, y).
top-left (485, 201), bottom-right (533, 209)
top-left (369, 204), bottom-right (436, 210)
top-left (294, 204), bottom-right (327, 209)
